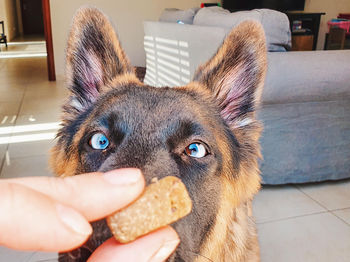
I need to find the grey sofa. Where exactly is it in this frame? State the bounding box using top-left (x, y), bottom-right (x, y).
top-left (143, 7), bottom-right (350, 184)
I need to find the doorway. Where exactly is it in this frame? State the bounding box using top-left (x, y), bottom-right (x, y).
top-left (0, 0), bottom-right (55, 81)
top-left (21, 0), bottom-right (45, 36)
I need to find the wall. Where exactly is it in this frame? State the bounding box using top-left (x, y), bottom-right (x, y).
top-left (4, 0), bottom-right (19, 40)
top-left (50, 0), bottom-right (217, 77)
top-left (0, 0), bottom-right (19, 41)
top-left (303, 0), bottom-right (350, 49)
top-left (16, 0), bottom-right (23, 35)
top-left (0, 0), bottom-right (6, 25)
top-left (0, 0), bottom-right (9, 40)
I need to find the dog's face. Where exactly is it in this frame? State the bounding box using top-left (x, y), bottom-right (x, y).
top-left (51, 7), bottom-right (266, 262)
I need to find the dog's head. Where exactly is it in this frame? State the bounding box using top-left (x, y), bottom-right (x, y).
top-left (51, 7), bottom-right (266, 262)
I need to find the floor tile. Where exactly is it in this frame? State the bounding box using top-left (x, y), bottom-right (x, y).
top-left (0, 82), bottom-right (27, 93)
top-left (1, 155), bottom-right (52, 179)
top-left (258, 212), bottom-right (350, 262)
top-left (0, 144), bottom-right (8, 168)
top-left (19, 98), bottom-right (63, 116)
top-left (0, 114), bottom-right (18, 128)
top-left (24, 82), bottom-right (68, 101)
top-left (7, 139), bottom-right (56, 158)
top-left (0, 102), bottom-right (21, 115)
top-left (0, 90), bottom-right (24, 103)
top-left (297, 179), bottom-right (350, 210)
top-left (0, 114), bottom-right (59, 158)
top-left (0, 135), bottom-right (10, 147)
top-left (16, 113), bottom-right (62, 125)
top-left (0, 73), bottom-right (42, 86)
top-left (0, 246), bottom-right (33, 262)
top-left (0, 247), bottom-right (57, 262)
top-left (0, 58), bottom-right (48, 85)
top-left (253, 185), bottom-right (326, 223)
top-left (27, 251), bottom-right (58, 262)
top-left (0, 119), bottom-right (14, 149)
top-left (0, 42), bottom-right (46, 59)
top-left (0, 144), bottom-right (8, 154)
top-left (332, 208), bottom-right (350, 225)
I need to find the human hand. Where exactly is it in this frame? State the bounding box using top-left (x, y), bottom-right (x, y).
top-left (0, 169), bottom-right (180, 261)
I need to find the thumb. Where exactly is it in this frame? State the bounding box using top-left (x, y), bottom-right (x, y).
top-left (88, 226), bottom-right (180, 262)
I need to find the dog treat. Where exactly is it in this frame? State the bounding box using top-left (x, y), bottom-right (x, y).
top-left (107, 176), bottom-right (192, 243)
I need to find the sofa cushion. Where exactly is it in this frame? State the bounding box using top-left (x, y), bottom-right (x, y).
top-left (159, 8), bottom-right (199, 24)
top-left (193, 7), bottom-right (291, 51)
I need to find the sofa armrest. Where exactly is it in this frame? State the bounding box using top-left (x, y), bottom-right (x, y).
top-left (264, 50), bottom-right (350, 104)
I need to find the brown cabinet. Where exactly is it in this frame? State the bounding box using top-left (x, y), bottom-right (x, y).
top-left (286, 13), bottom-right (325, 50)
top-left (292, 35), bottom-right (314, 51)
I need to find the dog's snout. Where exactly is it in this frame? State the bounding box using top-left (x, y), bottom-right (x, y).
top-left (98, 145), bottom-right (179, 185)
top-left (142, 150), bottom-right (180, 184)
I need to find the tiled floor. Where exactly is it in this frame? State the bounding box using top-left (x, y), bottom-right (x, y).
top-left (0, 57), bottom-right (63, 262)
top-left (0, 42), bottom-right (46, 53)
top-left (0, 35), bottom-right (47, 59)
top-left (0, 57), bottom-right (349, 261)
top-left (254, 183), bottom-right (350, 262)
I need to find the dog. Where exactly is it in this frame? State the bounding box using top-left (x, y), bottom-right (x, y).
top-left (50, 7), bottom-right (267, 262)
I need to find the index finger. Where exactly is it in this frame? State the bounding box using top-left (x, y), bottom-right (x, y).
top-left (0, 168), bottom-right (145, 221)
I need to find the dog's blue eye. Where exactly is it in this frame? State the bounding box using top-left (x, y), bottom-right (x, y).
top-left (90, 133), bottom-right (109, 150)
top-left (185, 143), bottom-right (208, 158)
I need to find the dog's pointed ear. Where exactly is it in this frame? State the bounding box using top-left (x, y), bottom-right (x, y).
top-left (65, 7), bottom-right (134, 111)
top-left (193, 21), bottom-right (267, 128)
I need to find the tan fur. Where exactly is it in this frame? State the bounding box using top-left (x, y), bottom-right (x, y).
top-left (107, 73), bottom-right (143, 90)
top-left (50, 147), bottom-right (79, 177)
top-left (163, 79), bottom-right (264, 262)
top-left (193, 22), bottom-right (266, 262)
top-left (195, 130), bottom-right (262, 262)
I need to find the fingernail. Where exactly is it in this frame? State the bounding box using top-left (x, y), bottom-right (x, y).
top-left (149, 239), bottom-right (180, 262)
top-left (56, 204), bottom-right (92, 236)
top-left (103, 168), bottom-right (143, 185)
